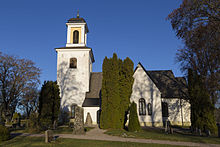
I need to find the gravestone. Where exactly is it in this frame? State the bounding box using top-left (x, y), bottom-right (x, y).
top-left (198, 129), bottom-right (202, 136)
top-left (206, 129), bottom-right (211, 137)
top-left (164, 121), bottom-right (168, 133)
top-left (217, 123), bottom-right (220, 138)
top-left (45, 130), bottom-right (53, 143)
top-left (72, 105), bottom-right (85, 135)
top-left (85, 112), bottom-right (92, 127)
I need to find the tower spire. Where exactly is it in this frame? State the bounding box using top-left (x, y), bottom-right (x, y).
top-left (77, 10), bottom-right (79, 18)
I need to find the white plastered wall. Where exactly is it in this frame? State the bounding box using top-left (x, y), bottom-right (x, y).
top-left (83, 107), bottom-right (99, 125)
top-left (56, 49), bottom-right (91, 111)
top-left (162, 98), bottom-right (191, 126)
top-left (130, 64), bottom-right (163, 127)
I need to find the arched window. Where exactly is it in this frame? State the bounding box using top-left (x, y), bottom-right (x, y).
top-left (73, 30), bottom-right (79, 44)
top-left (139, 98), bottom-right (146, 115)
top-left (70, 58), bottom-right (77, 68)
top-left (147, 103), bottom-right (152, 115)
top-left (162, 102), bottom-right (169, 117)
top-left (70, 104), bottom-right (76, 118)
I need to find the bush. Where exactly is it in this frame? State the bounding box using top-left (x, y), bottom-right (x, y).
top-left (27, 113), bottom-right (41, 133)
top-left (0, 125), bottom-right (10, 141)
top-left (128, 102), bottom-right (140, 132)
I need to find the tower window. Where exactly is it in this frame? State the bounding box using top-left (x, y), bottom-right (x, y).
top-left (147, 103), bottom-right (152, 115)
top-left (73, 30), bottom-right (79, 44)
top-left (139, 98), bottom-right (146, 115)
top-left (70, 58), bottom-right (77, 68)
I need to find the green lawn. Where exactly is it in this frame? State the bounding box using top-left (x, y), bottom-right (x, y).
top-left (105, 128), bottom-right (220, 144)
top-left (11, 126), bottom-right (94, 134)
top-left (0, 136), bottom-right (183, 147)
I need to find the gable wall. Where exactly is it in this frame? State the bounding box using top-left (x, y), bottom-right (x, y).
top-left (130, 66), bottom-right (163, 127)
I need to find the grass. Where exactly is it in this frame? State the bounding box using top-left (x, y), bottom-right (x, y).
top-left (105, 127), bottom-right (220, 145)
top-left (0, 136), bottom-right (184, 147)
top-left (11, 126), bottom-right (95, 134)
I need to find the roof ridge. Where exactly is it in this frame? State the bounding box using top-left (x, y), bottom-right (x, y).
top-left (147, 70), bottom-right (172, 72)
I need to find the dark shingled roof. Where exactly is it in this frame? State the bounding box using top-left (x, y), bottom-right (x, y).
top-left (82, 72), bottom-right (102, 107)
top-left (55, 46), bottom-right (95, 63)
top-left (67, 17), bottom-right (89, 33)
top-left (136, 63), bottom-right (188, 99)
top-left (86, 72), bottom-right (102, 99)
top-left (82, 98), bottom-right (100, 107)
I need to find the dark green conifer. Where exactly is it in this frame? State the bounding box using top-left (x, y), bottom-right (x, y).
top-left (38, 81), bottom-right (60, 130)
top-left (128, 102), bottom-right (140, 132)
top-left (188, 69), bottom-right (217, 133)
top-left (100, 53), bottom-right (134, 129)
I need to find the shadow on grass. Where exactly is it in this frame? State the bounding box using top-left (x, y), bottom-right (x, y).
top-left (105, 126), bottom-right (220, 144)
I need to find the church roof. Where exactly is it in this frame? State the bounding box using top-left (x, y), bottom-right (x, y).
top-left (86, 72), bottom-right (102, 99)
top-left (82, 72), bottom-right (102, 107)
top-left (135, 63), bottom-right (188, 99)
top-left (82, 98), bottom-right (100, 107)
top-left (147, 71), bottom-right (188, 99)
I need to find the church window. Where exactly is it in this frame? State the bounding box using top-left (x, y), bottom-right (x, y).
top-left (70, 58), bottom-right (77, 68)
top-left (147, 103), bottom-right (152, 115)
top-left (162, 102), bottom-right (169, 117)
top-left (73, 30), bottom-right (79, 44)
top-left (70, 105), bottom-right (76, 118)
top-left (139, 98), bottom-right (146, 115)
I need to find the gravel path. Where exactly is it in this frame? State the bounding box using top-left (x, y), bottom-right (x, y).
top-left (17, 127), bottom-right (220, 147)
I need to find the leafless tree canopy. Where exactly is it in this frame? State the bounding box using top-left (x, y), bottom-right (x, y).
top-left (0, 51), bottom-right (40, 121)
top-left (167, 0), bottom-right (220, 104)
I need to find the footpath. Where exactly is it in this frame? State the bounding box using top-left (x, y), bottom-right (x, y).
top-left (18, 127), bottom-right (220, 147)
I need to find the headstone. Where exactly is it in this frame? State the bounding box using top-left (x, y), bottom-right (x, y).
top-left (45, 130), bottom-right (53, 143)
top-left (72, 105), bottom-right (85, 135)
top-left (85, 112), bottom-right (92, 127)
top-left (206, 129), bottom-right (211, 137)
top-left (164, 121), bottom-right (168, 133)
top-left (53, 120), bottom-right (57, 130)
top-left (198, 129), bottom-right (202, 136)
top-left (217, 123), bottom-right (220, 138)
top-left (170, 126), bottom-right (173, 134)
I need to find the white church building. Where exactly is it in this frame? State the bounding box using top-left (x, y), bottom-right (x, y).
top-left (55, 14), bottom-right (191, 127)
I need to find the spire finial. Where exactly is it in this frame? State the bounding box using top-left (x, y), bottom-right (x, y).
top-left (77, 10), bottom-right (79, 18)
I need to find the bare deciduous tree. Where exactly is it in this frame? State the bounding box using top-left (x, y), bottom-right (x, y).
top-left (0, 51), bottom-right (40, 121)
top-left (167, 0), bottom-right (220, 105)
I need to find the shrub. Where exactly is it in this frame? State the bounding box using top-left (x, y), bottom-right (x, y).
top-left (27, 113), bottom-right (41, 133)
top-left (0, 125), bottom-right (10, 141)
top-left (128, 102), bottom-right (140, 132)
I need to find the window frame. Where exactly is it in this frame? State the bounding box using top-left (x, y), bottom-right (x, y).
top-left (139, 98), bottom-right (146, 115)
top-left (147, 103), bottom-right (152, 116)
top-left (69, 58), bottom-right (77, 69)
top-left (70, 104), bottom-right (76, 119)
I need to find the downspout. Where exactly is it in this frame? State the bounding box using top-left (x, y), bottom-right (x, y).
top-left (180, 98), bottom-right (183, 127)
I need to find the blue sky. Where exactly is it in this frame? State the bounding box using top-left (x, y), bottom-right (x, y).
top-left (0, 0), bottom-right (183, 85)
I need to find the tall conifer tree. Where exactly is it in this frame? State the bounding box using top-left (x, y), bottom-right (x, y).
top-left (188, 69), bottom-right (217, 133)
top-left (100, 53), bottom-right (134, 129)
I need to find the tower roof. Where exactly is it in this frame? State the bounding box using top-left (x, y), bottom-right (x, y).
top-left (68, 17), bottom-right (87, 23)
top-left (67, 12), bottom-right (89, 33)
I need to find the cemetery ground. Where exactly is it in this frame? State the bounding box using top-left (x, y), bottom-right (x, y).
top-left (0, 136), bottom-right (182, 147)
top-left (1, 125), bottom-right (220, 147)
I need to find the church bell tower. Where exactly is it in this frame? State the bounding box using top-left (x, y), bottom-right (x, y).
top-left (55, 12), bottom-right (95, 112)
